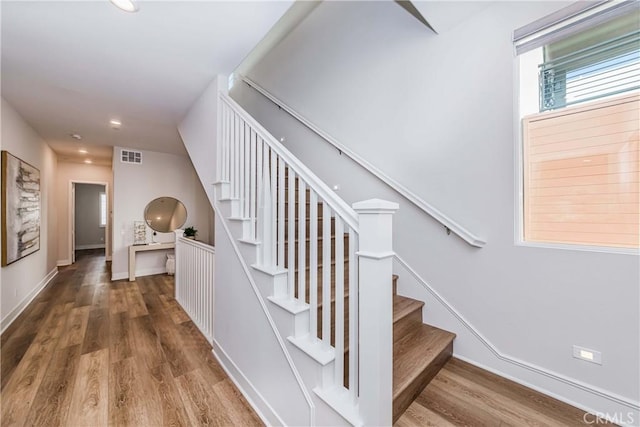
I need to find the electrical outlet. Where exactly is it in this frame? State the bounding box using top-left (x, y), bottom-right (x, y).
top-left (573, 345), bottom-right (602, 365)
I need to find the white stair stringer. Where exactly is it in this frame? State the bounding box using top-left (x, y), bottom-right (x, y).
top-left (180, 78), bottom-right (372, 425)
top-left (286, 336), bottom-right (363, 427)
top-left (215, 185), bottom-right (361, 426)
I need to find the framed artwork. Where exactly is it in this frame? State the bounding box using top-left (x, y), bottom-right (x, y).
top-left (1, 151), bottom-right (41, 266)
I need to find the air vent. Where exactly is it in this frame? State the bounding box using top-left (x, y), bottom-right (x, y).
top-left (121, 149), bottom-right (142, 164)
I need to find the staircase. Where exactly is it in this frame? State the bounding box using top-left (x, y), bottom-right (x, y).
top-left (184, 85), bottom-right (456, 425)
top-left (283, 181), bottom-right (455, 422)
top-left (391, 276), bottom-right (455, 422)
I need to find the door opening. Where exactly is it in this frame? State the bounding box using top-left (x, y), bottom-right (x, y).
top-left (71, 182), bottom-right (108, 263)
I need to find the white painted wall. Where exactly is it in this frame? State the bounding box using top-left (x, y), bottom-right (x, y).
top-left (111, 147), bottom-right (213, 280)
top-left (212, 214), bottom-right (311, 426)
top-left (0, 97), bottom-right (58, 331)
top-left (55, 161), bottom-right (112, 264)
top-left (74, 183), bottom-right (105, 249)
top-left (233, 0), bottom-right (640, 420)
top-left (178, 75), bottom-right (226, 206)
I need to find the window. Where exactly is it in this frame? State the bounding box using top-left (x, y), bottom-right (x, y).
top-left (100, 192), bottom-right (107, 227)
top-left (515, 2), bottom-right (639, 250)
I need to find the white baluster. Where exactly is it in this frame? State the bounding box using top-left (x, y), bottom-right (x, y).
top-left (256, 137), bottom-right (263, 257)
top-left (230, 112), bottom-right (236, 196)
top-left (235, 114), bottom-right (240, 200)
top-left (348, 227), bottom-right (359, 400)
top-left (250, 130), bottom-right (257, 240)
top-left (287, 169), bottom-right (296, 299)
top-left (278, 157), bottom-right (285, 269)
top-left (238, 119), bottom-right (245, 216)
top-left (270, 151), bottom-right (277, 267)
top-left (297, 180), bottom-right (306, 303)
top-left (322, 203), bottom-right (332, 349)
top-left (309, 191), bottom-right (318, 340)
top-left (334, 217), bottom-right (344, 387)
top-left (244, 123), bottom-right (250, 218)
top-left (221, 105), bottom-right (228, 182)
top-left (216, 109), bottom-right (222, 183)
top-left (261, 145), bottom-right (272, 267)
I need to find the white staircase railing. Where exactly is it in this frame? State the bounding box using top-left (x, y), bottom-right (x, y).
top-left (175, 233), bottom-right (215, 344)
top-left (216, 92), bottom-right (397, 425)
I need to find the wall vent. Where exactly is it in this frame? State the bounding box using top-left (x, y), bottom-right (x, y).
top-left (120, 149), bottom-right (142, 164)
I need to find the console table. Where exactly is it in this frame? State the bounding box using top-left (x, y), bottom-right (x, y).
top-left (128, 242), bottom-right (175, 281)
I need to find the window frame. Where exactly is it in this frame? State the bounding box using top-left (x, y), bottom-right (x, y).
top-left (514, 30), bottom-right (639, 255)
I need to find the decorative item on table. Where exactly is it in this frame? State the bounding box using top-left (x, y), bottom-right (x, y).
top-left (133, 221), bottom-right (146, 245)
top-left (183, 226), bottom-right (197, 240)
top-left (1, 151), bottom-right (41, 266)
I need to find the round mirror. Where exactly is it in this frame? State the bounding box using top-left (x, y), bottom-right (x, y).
top-left (144, 197), bottom-right (187, 233)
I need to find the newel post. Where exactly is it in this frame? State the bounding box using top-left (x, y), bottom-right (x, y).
top-left (353, 199), bottom-right (398, 426)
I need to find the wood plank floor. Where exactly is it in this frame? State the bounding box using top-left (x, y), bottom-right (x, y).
top-left (1, 249), bottom-right (262, 427)
top-left (2, 250), bottom-right (611, 426)
top-left (395, 357), bottom-right (613, 426)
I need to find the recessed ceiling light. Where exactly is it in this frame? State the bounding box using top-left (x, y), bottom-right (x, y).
top-left (70, 133), bottom-right (82, 140)
top-left (84, 159), bottom-right (93, 164)
top-left (110, 119), bottom-right (122, 126)
top-left (78, 149), bottom-right (88, 154)
top-left (109, 0), bottom-right (138, 13)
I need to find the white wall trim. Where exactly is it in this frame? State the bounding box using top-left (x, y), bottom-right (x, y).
top-left (57, 259), bottom-right (71, 267)
top-left (213, 197), bottom-right (316, 425)
top-left (76, 244), bottom-right (106, 250)
top-left (212, 338), bottom-right (287, 427)
top-left (240, 75), bottom-right (486, 248)
top-left (1, 267), bottom-right (58, 333)
top-left (393, 255), bottom-right (640, 412)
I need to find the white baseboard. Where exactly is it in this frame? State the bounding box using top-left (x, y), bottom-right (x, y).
top-left (76, 244), bottom-right (106, 250)
top-left (57, 259), bottom-right (71, 267)
top-left (1, 267), bottom-right (58, 333)
top-left (212, 338), bottom-right (285, 427)
top-left (111, 267), bottom-right (167, 282)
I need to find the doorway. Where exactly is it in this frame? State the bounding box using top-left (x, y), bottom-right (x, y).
top-left (70, 182), bottom-right (109, 263)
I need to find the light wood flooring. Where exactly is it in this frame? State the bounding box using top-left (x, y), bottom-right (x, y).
top-left (1, 249), bottom-right (262, 426)
top-left (2, 250), bottom-right (610, 426)
top-left (395, 357), bottom-right (612, 426)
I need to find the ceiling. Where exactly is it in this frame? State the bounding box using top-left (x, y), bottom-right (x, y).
top-left (1, 0), bottom-right (293, 166)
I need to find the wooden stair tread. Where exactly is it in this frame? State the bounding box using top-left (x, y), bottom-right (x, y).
top-left (276, 175), bottom-right (456, 420)
top-left (392, 323), bottom-right (455, 422)
top-left (393, 295), bottom-right (424, 324)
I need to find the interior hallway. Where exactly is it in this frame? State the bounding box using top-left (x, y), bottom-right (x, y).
top-left (1, 250), bottom-right (261, 426)
top-left (1, 250), bottom-right (610, 426)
